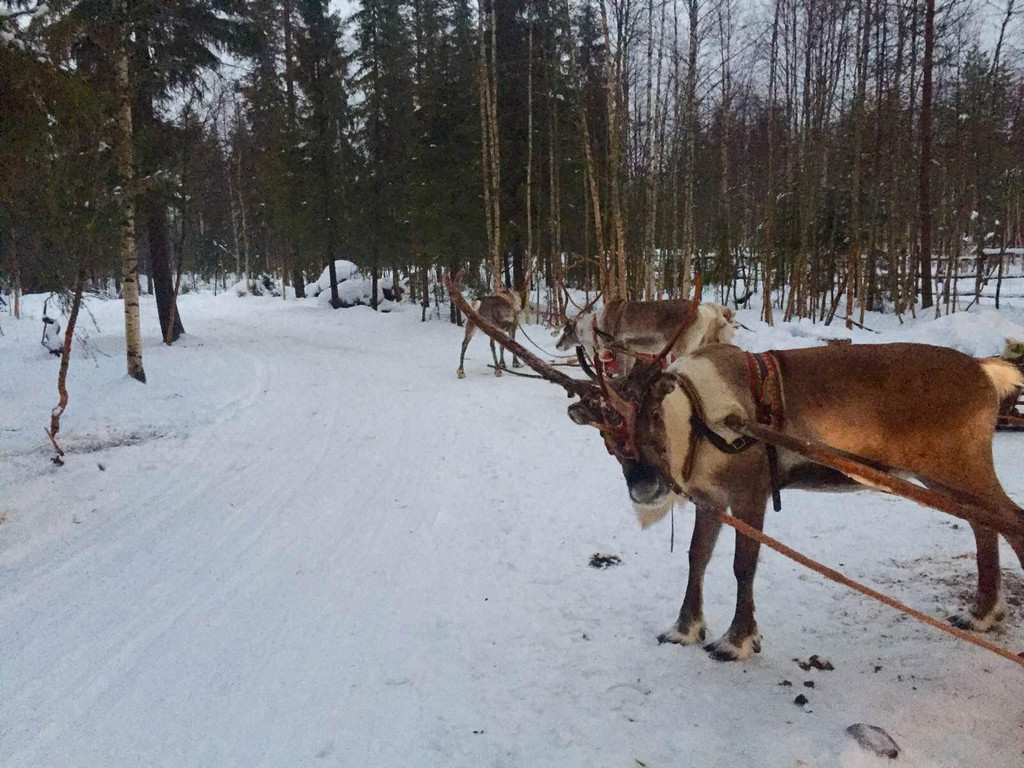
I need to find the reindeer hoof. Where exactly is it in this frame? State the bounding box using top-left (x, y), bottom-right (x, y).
top-left (493, 368), bottom-right (502, 377)
top-left (457, 369), bottom-right (466, 379)
top-left (657, 620), bottom-right (706, 645)
top-left (950, 606), bottom-right (1004, 632)
top-left (704, 632), bottom-right (761, 662)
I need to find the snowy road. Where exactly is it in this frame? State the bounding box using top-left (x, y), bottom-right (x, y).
top-left (2, 293), bottom-right (1023, 766)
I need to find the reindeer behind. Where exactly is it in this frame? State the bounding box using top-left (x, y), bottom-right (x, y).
top-left (556, 298), bottom-right (736, 374)
top-left (456, 291), bottom-right (522, 378)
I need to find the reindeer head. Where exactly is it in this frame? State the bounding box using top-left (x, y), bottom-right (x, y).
top-left (554, 317), bottom-right (581, 351)
top-left (554, 283), bottom-right (601, 352)
top-left (444, 271), bottom-right (702, 527)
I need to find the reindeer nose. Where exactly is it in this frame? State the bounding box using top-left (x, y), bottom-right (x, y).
top-left (624, 462), bottom-right (667, 505)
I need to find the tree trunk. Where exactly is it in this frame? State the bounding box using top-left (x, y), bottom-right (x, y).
top-left (134, 90), bottom-right (184, 341)
top-left (114, 24), bottom-right (146, 383)
top-left (10, 239), bottom-right (20, 319)
top-left (681, 0), bottom-right (699, 298)
top-left (477, 0), bottom-right (502, 291)
top-left (762, 0), bottom-right (781, 325)
top-left (422, 266), bottom-right (430, 321)
top-left (291, 248), bottom-right (305, 299)
top-left (47, 258), bottom-right (88, 457)
top-left (845, 0), bottom-right (871, 329)
top-left (283, 0), bottom-right (305, 299)
top-left (145, 199), bottom-right (185, 341)
top-left (562, 0), bottom-right (605, 290)
top-left (918, 0), bottom-right (935, 308)
top-left (525, 6), bottom-right (534, 307)
top-left (598, 0), bottom-right (626, 298)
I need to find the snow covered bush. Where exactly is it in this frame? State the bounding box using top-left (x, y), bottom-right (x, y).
top-left (304, 260), bottom-right (359, 300)
top-left (231, 275), bottom-right (282, 298)
top-left (314, 276), bottom-right (393, 310)
top-left (305, 260), bottom-right (402, 310)
top-left (315, 260), bottom-right (359, 293)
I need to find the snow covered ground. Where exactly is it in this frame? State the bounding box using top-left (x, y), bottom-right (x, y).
top-left (1, 290), bottom-right (1023, 767)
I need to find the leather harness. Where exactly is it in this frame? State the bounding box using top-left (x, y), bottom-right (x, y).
top-left (744, 351), bottom-right (785, 511)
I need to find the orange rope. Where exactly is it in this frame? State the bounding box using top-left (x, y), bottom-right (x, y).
top-left (718, 511), bottom-right (1024, 669)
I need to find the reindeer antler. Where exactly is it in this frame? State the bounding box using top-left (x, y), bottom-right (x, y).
top-left (560, 279), bottom-right (585, 311)
top-left (559, 279), bottom-right (602, 314)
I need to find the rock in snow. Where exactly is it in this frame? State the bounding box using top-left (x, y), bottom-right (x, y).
top-left (846, 723), bottom-right (901, 760)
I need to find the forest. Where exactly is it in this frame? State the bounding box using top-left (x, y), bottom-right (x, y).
top-left (3, 0), bottom-right (1022, 351)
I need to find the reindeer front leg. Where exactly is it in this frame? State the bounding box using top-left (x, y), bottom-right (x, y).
top-left (510, 324), bottom-right (522, 368)
top-left (658, 502), bottom-right (723, 645)
top-left (706, 493), bottom-right (768, 661)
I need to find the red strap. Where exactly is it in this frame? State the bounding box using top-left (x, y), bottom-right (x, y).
top-left (745, 352), bottom-right (784, 429)
top-left (744, 352), bottom-right (760, 402)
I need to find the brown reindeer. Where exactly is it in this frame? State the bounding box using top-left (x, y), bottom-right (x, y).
top-left (444, 272), bottom-right (1024, 661)
top-left (615, 342), bottom-right (1024, 660)
top-left (456, 289), bottom-right (522, 378)
top-left (555, 297), bottom-right (737, 375)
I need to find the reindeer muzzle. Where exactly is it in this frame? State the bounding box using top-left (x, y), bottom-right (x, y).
top-left (624, 461), bottom-right (670, 506)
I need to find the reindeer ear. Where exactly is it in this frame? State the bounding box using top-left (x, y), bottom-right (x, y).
top-left (652, 375), bottom-right (680, 402)
top-left (568, 402), bottom-right (601, 426)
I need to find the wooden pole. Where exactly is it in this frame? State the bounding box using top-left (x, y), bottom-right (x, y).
top-left (724, 416), bottom-right (1024, 539)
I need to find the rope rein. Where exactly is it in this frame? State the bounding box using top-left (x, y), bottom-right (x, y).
top-left (717, 511), bottom-right (1024, 669)
top-left (514, 322), bottom-right (577, 360)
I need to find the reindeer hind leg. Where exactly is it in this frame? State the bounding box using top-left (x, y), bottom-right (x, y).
top-left (951, 522), bottom-right (1005, 632)
top-left (923, 465), bottom-right (1017, 632)
top-left (1003, 519), bottom-right (1024, 573)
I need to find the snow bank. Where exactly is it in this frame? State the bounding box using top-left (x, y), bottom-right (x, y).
top-left (887, 308), bottom-right (1024, 357)
top-left (734, 307), bottom-right (1024, 356)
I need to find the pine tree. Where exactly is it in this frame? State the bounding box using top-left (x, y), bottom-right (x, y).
top-left (295, 0), bottom-right (354, 307)
top-left (354, 0), bottom-right (415, 307)
top-left (407, 0), bottom-right (482, 282)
